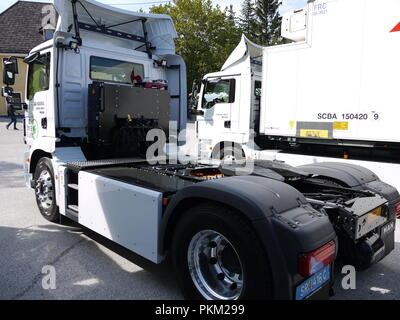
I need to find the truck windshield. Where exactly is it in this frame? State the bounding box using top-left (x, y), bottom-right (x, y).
top-left (27, 53), bottom-right (51, 100)
top-left (90, 57), bottom-right (144, 85)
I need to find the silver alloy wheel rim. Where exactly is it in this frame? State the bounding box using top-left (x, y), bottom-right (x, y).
top-left (188, 230), bottom-right (243, 300)
top-left (35, 169), bottom-right (54, 212)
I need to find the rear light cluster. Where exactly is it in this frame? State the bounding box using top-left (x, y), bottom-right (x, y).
top-left (395, 202), bottom-right (400, 218)
top-left (298, 241), bottom-right (336, 277)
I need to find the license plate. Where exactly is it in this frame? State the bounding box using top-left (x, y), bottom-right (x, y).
top-left (299, 129), bottom-right (329, 139)
top-left (295, 265), bottom-right (330, 300)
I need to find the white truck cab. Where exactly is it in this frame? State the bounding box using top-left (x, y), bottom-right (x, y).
top-left (192, 35), bottom-right (263, 160)
top-left (20, 0), bottom-right (187, 187)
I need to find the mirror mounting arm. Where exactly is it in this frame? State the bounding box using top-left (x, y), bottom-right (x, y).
top-left (189, 109), bottom-right (204, 116)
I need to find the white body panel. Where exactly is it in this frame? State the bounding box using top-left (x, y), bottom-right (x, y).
top-left (78, 171), bottom-right (163, 263)
top-left (57, 165), bottom-right (68, 215)
top-left (261, 0), bottom-right (400, 143)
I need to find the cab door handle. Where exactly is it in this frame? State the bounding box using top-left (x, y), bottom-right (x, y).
top-left (41, 117), bottom-right (47, 129)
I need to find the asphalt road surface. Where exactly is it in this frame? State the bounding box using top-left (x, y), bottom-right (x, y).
top-left (0, 118), bottom-right (399, 300)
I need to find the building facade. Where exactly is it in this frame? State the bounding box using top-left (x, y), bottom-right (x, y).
top-left (0, 1), bottom-right (56, 115)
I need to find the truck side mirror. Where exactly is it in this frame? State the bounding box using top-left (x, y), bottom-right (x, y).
top-left (2, 57), bottom-right (19, 86)
top-left (190, 108), bottom-right (204, 116)
top-left (1, 86), bottom-right (14, 98)
top-left (188, 79), bottom-right (201, 113)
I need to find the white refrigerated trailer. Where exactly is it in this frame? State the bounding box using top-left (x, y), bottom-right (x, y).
top-left (2, 0), bottom-right (399, 301)
top-left (193, 0), bottom-right (400, 193)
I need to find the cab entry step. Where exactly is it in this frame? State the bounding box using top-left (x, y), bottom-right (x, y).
top-left (67, 204), bottom-right (79, 212)
top-left (68, 183), bottom-right (78, 190)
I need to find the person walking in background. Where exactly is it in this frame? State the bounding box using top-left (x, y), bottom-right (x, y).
top-left (6, 97), bottom-right (18, 130)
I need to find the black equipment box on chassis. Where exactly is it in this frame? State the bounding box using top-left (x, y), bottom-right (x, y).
top-left (88, 82), bottom-right (171, 144)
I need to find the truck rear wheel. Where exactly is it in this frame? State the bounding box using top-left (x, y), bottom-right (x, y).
top-left (172, 202), bottom-right (273, 300)
top-left (34, 158), bottom-right (59, 222)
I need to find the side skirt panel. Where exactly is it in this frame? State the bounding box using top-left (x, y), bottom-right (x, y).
top-left (78, 171), bottom-right (164, 263)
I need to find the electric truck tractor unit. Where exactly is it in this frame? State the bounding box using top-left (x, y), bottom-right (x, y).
top-left (1, 0), bottom-right (397, 300)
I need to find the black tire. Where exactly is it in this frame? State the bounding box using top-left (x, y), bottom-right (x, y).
top-left (172, 202), bottom-right (273, 300)
top-left (212, 143), bottom-right (245, 161)
top-left (34, 157), bottom-right (59, 222)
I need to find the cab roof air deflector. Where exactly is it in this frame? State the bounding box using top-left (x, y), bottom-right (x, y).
top-left (70, 0), bottom-right (154, 58)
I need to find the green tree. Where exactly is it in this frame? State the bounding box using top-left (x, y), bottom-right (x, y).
top-left (150, 0), bottom-right (241, 88)
top-left (239, 0), bottom-right (257, 41)
top-left (254, 0), bottom-right (282, 46)
top-left (226, 4), bottom-right (236, 24)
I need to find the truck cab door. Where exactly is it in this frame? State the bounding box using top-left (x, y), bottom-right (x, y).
top-left (196, 77), bottom-right (236, 142)
top-left (25, 52), bottom-right (52, 145)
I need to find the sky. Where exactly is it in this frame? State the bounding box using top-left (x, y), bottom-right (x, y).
top-left (0, 0), bottom-right (307, 16)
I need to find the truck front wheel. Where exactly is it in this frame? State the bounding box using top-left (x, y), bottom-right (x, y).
top-left (212, 143), bottom-right (245, 162)
top-left (34, 158), bottom-right (59, 222)
top-left (172, 202), bottom-right (273, 300)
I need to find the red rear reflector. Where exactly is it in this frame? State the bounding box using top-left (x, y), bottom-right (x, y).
top-left (395, 202), bottom-right (400, 218)
top-left (391, 22), bottom-right (400, 32)
top-left (299, 241), bottom-right (336, 277)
